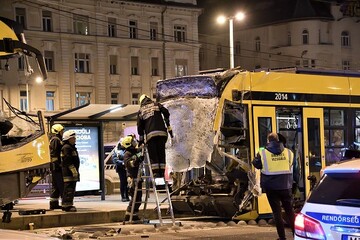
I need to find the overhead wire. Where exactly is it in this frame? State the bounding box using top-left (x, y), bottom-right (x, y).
top-left (20, 0), bottom-right (343, 69)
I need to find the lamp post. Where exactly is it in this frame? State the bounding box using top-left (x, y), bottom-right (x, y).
top-left (217, 12), bottom-right (245, 69)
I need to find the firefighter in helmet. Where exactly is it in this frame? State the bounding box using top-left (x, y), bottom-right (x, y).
top-left (137, 94), bottom-right (173, 179)
top-left (49, 124), bottom-right (64, 210)
top-left (61, 130), bottom-right (80, 212)
top-left (122, 134), bottom-right (143, 221)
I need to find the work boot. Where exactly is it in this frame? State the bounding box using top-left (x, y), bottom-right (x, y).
top-left (62, 206), bottom-right (77, 212)
top-left (49, 201), bottom-right (62, 210)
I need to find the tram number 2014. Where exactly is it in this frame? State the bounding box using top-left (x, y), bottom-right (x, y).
top-left (275, 93), bottom-right (288, 101)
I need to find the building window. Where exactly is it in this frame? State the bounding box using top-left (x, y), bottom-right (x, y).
top-left (311, 59), bottom-right (316, 68)
top-left (131, 56), bottom-right (139, 75)
top-left (132, 93), bottom-right (139, 105)
top-left (108, 17), bottom-right (116, 37)
top-left (303, 59), bottom-right (309, 68)
top-left (15, 8), bottom-right (26, 29)
top-left (18, 56), bottom-right (24, 70)
top-left (174, 25), bottom-right (186, 42)
top-left (175, 59), bottom-right (188, 77)
top-left (287, 31), bottom-right (291, 46)
top-left (111, 93), bottom-right (119, 104)
top-left (46, 91), bottom-right (55, 111)
top-left (235, 41), bottom-right (241, 55)
top-left (151, 57), bottom-right (159, 76)
top-left (76, 92), bottom-right (91, 106)
top-left (75, 53), bottom-right (90, 73)
top-left (20, 90), bottom-right (28, 112)
top-left (44, 51), bottom-right (54, 71)
top-left (341, 31), bottom-right (350, 47)
top-left (110, 55), bottom-right (117, 74)
top-left (42, 10), bottom-right (52, 32)
top-left (73, 14), bottom-right (89, 35)
top-left (342, 60), bottom-right (350, 70)
top-left (255, 37), bottom-right (261, 52)
top-left (302, 29), bottom-right (309, 45)
top-left (150, 22), bottom-right (158, 40)
top-left (129, 20), bottom-right (137, 39)
top-left (217, 44), bottom-right (222, 56)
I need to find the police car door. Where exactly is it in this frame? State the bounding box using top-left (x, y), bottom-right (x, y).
top-left (303, 108), bottom-right (325, 197)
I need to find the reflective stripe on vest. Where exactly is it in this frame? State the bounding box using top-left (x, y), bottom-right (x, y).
top-left (260, 148), bottom-right (293, 175)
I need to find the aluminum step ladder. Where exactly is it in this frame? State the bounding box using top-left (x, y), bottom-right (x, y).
top-left (125, 144), bottom-right (175, 226)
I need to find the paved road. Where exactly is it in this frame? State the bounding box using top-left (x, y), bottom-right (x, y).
top-left (30, 220), bottom-right (295, 240)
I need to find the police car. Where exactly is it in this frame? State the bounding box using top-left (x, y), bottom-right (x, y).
top-left (294, 159), bottom-right (360, 240)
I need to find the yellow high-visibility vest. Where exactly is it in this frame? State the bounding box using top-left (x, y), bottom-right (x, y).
top-left (259, 147), bottom-right (293, 175)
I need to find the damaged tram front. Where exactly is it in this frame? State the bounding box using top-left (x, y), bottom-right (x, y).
top-left (157, 68), bottom-right (360, 221)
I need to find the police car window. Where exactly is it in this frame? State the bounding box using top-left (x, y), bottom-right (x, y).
top-left (307, 173), bottom-right (360, 205)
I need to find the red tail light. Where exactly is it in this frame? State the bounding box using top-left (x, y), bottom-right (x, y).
top-left (294, 213), bottom-right (326, 240)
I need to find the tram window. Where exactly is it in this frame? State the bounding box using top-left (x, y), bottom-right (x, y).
top-left (258, 117), bottom-right (272, 147)
top-left (324, 109), bottom-right (346, 165)
top-left (355, 111), bottom-right (360, 142)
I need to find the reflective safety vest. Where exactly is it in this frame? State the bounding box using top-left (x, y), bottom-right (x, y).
top-left (259, 147), bottom-right (294, 175)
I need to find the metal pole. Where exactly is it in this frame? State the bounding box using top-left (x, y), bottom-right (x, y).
top-left (26, 82), bottom-right (29, 112)
top-left (229, 18), bottom-right (234, 69)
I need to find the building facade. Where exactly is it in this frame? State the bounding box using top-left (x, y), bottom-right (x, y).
top-left (0, 0), bottom-right (201, 114)
top-left (200, 0), bottom-right (360, 72)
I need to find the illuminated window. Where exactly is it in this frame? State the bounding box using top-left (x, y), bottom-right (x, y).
top-left (132, 93), bottom-right (140, 104)
top-left (76, 92), bottom-right (91, 106)
top-left (20, 90), bottom-right (28, 112)
top-left (73, 14), bottom-right (89, 35)
top-left (342, 60), bottom-right (350, 70)
top-left (175, 59), bottom-right (187, 77)
top-left (46, 91), bottom-right (55, 111)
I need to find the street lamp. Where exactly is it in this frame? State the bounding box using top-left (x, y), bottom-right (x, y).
top-left (217, 12), bottom-right (245, 69)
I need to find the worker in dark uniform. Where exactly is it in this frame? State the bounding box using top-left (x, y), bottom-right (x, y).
top-left (252, 132), bottom-right (296, 240)
top-left (49, 124), bottom-right (65, 210)
top-left (61, 130), bottom-right (80, 212)
top-left (137, 94), bottom-right (173, 178)
top-left (112, 137), bottom-right (129, 202)
top-left (122, 135), bottom-right (143, 221)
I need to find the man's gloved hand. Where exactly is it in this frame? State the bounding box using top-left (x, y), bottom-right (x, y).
top-left (167, 126), bottom-right (174, 138)
top-left (69, 165), bottom-right (79, 178)
top-left (135, 152), bottom-right (144, 165)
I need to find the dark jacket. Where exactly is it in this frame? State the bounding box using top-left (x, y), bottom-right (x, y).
top-left (252, 141), bottom-right (296, 191)
top-left (112, 143), bottom-right (125, 173)
top-left (49, 134), bottom-right (63, 171)
top-left (137, 98), bottom-right (170, 142)
top-left (61, 141), bottom-right (80, 182)
top-left (123, 146), bottom-right (142, 178)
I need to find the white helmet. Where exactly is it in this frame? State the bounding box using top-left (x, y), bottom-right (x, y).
top-left (63, 130), bottom-right (76, 141)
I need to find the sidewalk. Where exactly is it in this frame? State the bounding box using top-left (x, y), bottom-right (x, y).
top-left (0, 194), bottom-right (171, 230)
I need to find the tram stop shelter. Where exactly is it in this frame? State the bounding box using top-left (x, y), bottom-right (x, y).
top-left (46, 103), bottom-right (140, 201)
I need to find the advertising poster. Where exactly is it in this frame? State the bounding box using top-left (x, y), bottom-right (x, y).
top-left (66, 126), bottom-right (100, 192)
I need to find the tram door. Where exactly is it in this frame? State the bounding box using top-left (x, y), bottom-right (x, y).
top-left (302, 108), bottom-right (325, 197)
top-left (253, 106), bottom-right (276, 215)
